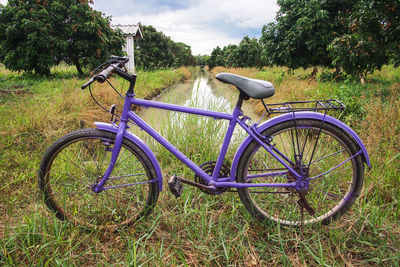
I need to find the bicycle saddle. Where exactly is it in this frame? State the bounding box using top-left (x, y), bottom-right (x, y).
top-left (216, 73), bottom-right (275, 99)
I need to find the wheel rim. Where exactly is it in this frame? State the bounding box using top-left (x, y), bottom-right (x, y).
top-left (243, 125), bottom-right (357, 225)
top-left (43, 135), bottom-right (153, 228)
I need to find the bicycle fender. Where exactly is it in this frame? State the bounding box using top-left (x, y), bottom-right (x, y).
top-left (95, 122), bottom-right (163, 191)
top-left (230, 112), bottom-right (370, 181)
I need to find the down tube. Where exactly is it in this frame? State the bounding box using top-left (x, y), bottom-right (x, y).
top-left (128, 110), bottom-right (213, 183)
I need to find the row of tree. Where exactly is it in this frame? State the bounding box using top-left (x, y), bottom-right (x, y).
top-left (208, 0), bottom-right (399, 79)
top-left (0, 1), bottom-right (195, 75)
top-left (2, 0), bottom-right (398, 77)
top-left (208, 36), bottom-right (263, 70)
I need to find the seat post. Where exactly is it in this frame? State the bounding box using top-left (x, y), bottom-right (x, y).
top-left (235, 92), bottom-right (248, 108)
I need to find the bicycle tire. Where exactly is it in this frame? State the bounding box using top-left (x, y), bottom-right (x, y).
top-left (236, 119), bottom-right (364, 226)
top-left (38, 128), bottom-right (159, 229)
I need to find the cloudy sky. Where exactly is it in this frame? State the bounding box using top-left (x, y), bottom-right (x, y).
top-left (0, 0), bottom-right (279, 55)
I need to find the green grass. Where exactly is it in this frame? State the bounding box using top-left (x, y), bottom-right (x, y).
top-left (1, 64), bottom-right (400, 266)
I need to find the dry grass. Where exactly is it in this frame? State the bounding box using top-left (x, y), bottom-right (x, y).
top-left (1, 65), bottom-right (399, 266)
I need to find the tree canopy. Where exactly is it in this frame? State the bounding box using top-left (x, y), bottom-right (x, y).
top-left (261, 0), bottom-right (400, 78)
top-left (260, 0), bottom-right (356, 70)
top-left (329, 0), bottom-right (400, 78)
top-left (135, 25), bottom-right (194, 70)
top-left (208, 0), bottom-right (399, 80)
top-left (208, 36), bottom-right (263, 69)
top-left (0, 0), bottom-right (124, 75)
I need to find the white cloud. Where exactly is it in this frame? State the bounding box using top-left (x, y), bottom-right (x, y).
top-left (0, 0), bottom-right (278, 55)
top-left (95, 0), bottom-right (278, 55)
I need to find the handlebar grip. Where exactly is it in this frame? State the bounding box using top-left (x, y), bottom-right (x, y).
top-left (81, 77), bottom-right (95, 89)
top-left (81, 62), bottom-right (125, 89)
top-left (96, 65), bottom-right (115, 83)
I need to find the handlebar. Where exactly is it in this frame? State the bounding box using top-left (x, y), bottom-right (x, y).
top-left (81, 56), bottom-right (130, 89)
top-left (81, 56), bottom-right (137, 93)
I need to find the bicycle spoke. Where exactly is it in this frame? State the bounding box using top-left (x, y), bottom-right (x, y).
top-left (309, 149), bottom-right (345, 165)
top-left (112, 162), bottom-right (142, 176)
top-left (237, 119), bottom-right (363, 226)
top-left (63, 146), bottom-right (97, 179)
top-left (310, 163), bottom-right (352, 181)
top-left (39, 130), bottom-right (159, 228)
top-left (108, 172), bottom-right (146, 180)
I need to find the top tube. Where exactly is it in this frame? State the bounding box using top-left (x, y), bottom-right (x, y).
top-left (130, 98), bottom-right (235, 120)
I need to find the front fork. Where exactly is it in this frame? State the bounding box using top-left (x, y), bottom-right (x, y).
top-left (93, 120), bottom-right (127, 193)
top-left (93, 97), bottom-right (132, 193)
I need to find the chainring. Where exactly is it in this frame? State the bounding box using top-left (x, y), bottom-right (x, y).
top-left (194, 161), bottom-right (230, 195)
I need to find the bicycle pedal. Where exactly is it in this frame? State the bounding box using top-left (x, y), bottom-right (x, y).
top-left (168, 175), bottom-right (183, 198)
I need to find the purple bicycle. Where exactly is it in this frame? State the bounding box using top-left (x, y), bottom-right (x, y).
top-left (38, 56), bottom-right (370, 229)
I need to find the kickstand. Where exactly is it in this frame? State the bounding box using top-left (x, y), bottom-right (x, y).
top-left (300, 206), bottom-right (304, 236)
top-left (297, 189), bottom-right (315, 236)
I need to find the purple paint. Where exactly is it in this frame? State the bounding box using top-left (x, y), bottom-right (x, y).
top-left (95, 122), bottom-right (164, 191)
top-left (230, 111), bottom-right (371, 182)
top-left (92, 81), bottom-right (369, 195)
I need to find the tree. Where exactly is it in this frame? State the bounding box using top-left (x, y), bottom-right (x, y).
top-left (208, 37), bottom-right (263, 69)
top-left (260, 0), bottom-right (356, 71)
top-left (222, 44), bottom-right (238, 67)
top-left (329, 0), bottom-right (400, 80)
top-left (171, 42), bottom-right (195, 67)
top-left (208, 46), bottom-right (225, 70)
top-left (0, 0), bottom-right (124, 75)
top-left (135, 25), bottom-right (194, 70)
top-left (0, 0), bottom-right (64, 75)
top-left (234, 36), bottom-right (263, 68)
top-left (57, 0), bottom-right (125, 75)
top-left (261, 0), bottom-right (399, 80)
top-left (194, 55), bottom-right (210, 66)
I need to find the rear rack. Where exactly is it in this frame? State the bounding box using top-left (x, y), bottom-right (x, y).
top-left (263, 99), bottom-right (345, 115)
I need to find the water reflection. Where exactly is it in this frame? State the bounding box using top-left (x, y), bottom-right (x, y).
top-left (139, 71), bottom-right (235, 128)
top-left (183, 75), bottom-right (232, 111)
top-left (136, 70), bottom-right (258, 145)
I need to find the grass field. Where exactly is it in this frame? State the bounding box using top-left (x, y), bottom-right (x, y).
top-left (1, 64), bottom-right (399, 266)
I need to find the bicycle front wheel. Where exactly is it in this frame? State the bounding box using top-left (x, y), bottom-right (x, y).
top-left (236, 119), bottom-right (364, 226)
top-left (38, 129), bottom-right (159, 229)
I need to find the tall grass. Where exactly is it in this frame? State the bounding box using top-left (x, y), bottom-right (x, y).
top-left (1, 65), bottom-right (399, 265)
top-left (0, 65), bottom-right (193, 264)
top-left (211, 65), bottom-right (400, 264)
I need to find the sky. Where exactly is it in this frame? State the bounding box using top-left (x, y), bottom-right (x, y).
top-left (0, 0), bottom-right (279, 55)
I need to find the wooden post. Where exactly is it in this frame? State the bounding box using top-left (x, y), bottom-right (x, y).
top-left (111, 24), bottom-right (142, 73)
top-left (126, 35), bottom-right (135, 73)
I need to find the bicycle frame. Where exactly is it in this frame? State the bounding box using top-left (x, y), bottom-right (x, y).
top-left (93, 81), bottom-right (370, 194)
top-left (93, 92), bottom-right (306, 193)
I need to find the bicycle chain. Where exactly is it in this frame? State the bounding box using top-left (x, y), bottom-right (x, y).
top-left (194, 161), bottom-right (230, 195)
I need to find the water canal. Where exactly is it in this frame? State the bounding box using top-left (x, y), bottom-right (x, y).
top-left (138, 68), bottom-right (260, 127)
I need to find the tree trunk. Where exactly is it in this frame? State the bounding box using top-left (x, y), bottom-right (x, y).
top-left (310, 67), bottom-right (318, 78)
top-left (334, 66), bottom-right (341, 80)
top-left (74, 60), bottom-right (84, 76)
top-left (360, 74), bottom-right (365, 85)
top-left (35, 66), bottom-right (51, 76)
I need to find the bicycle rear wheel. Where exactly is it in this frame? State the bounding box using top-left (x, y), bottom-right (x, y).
top-left (38, 129), bottom-right (159, 229)
top-left (236, 119), bottom-right (364, 226)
